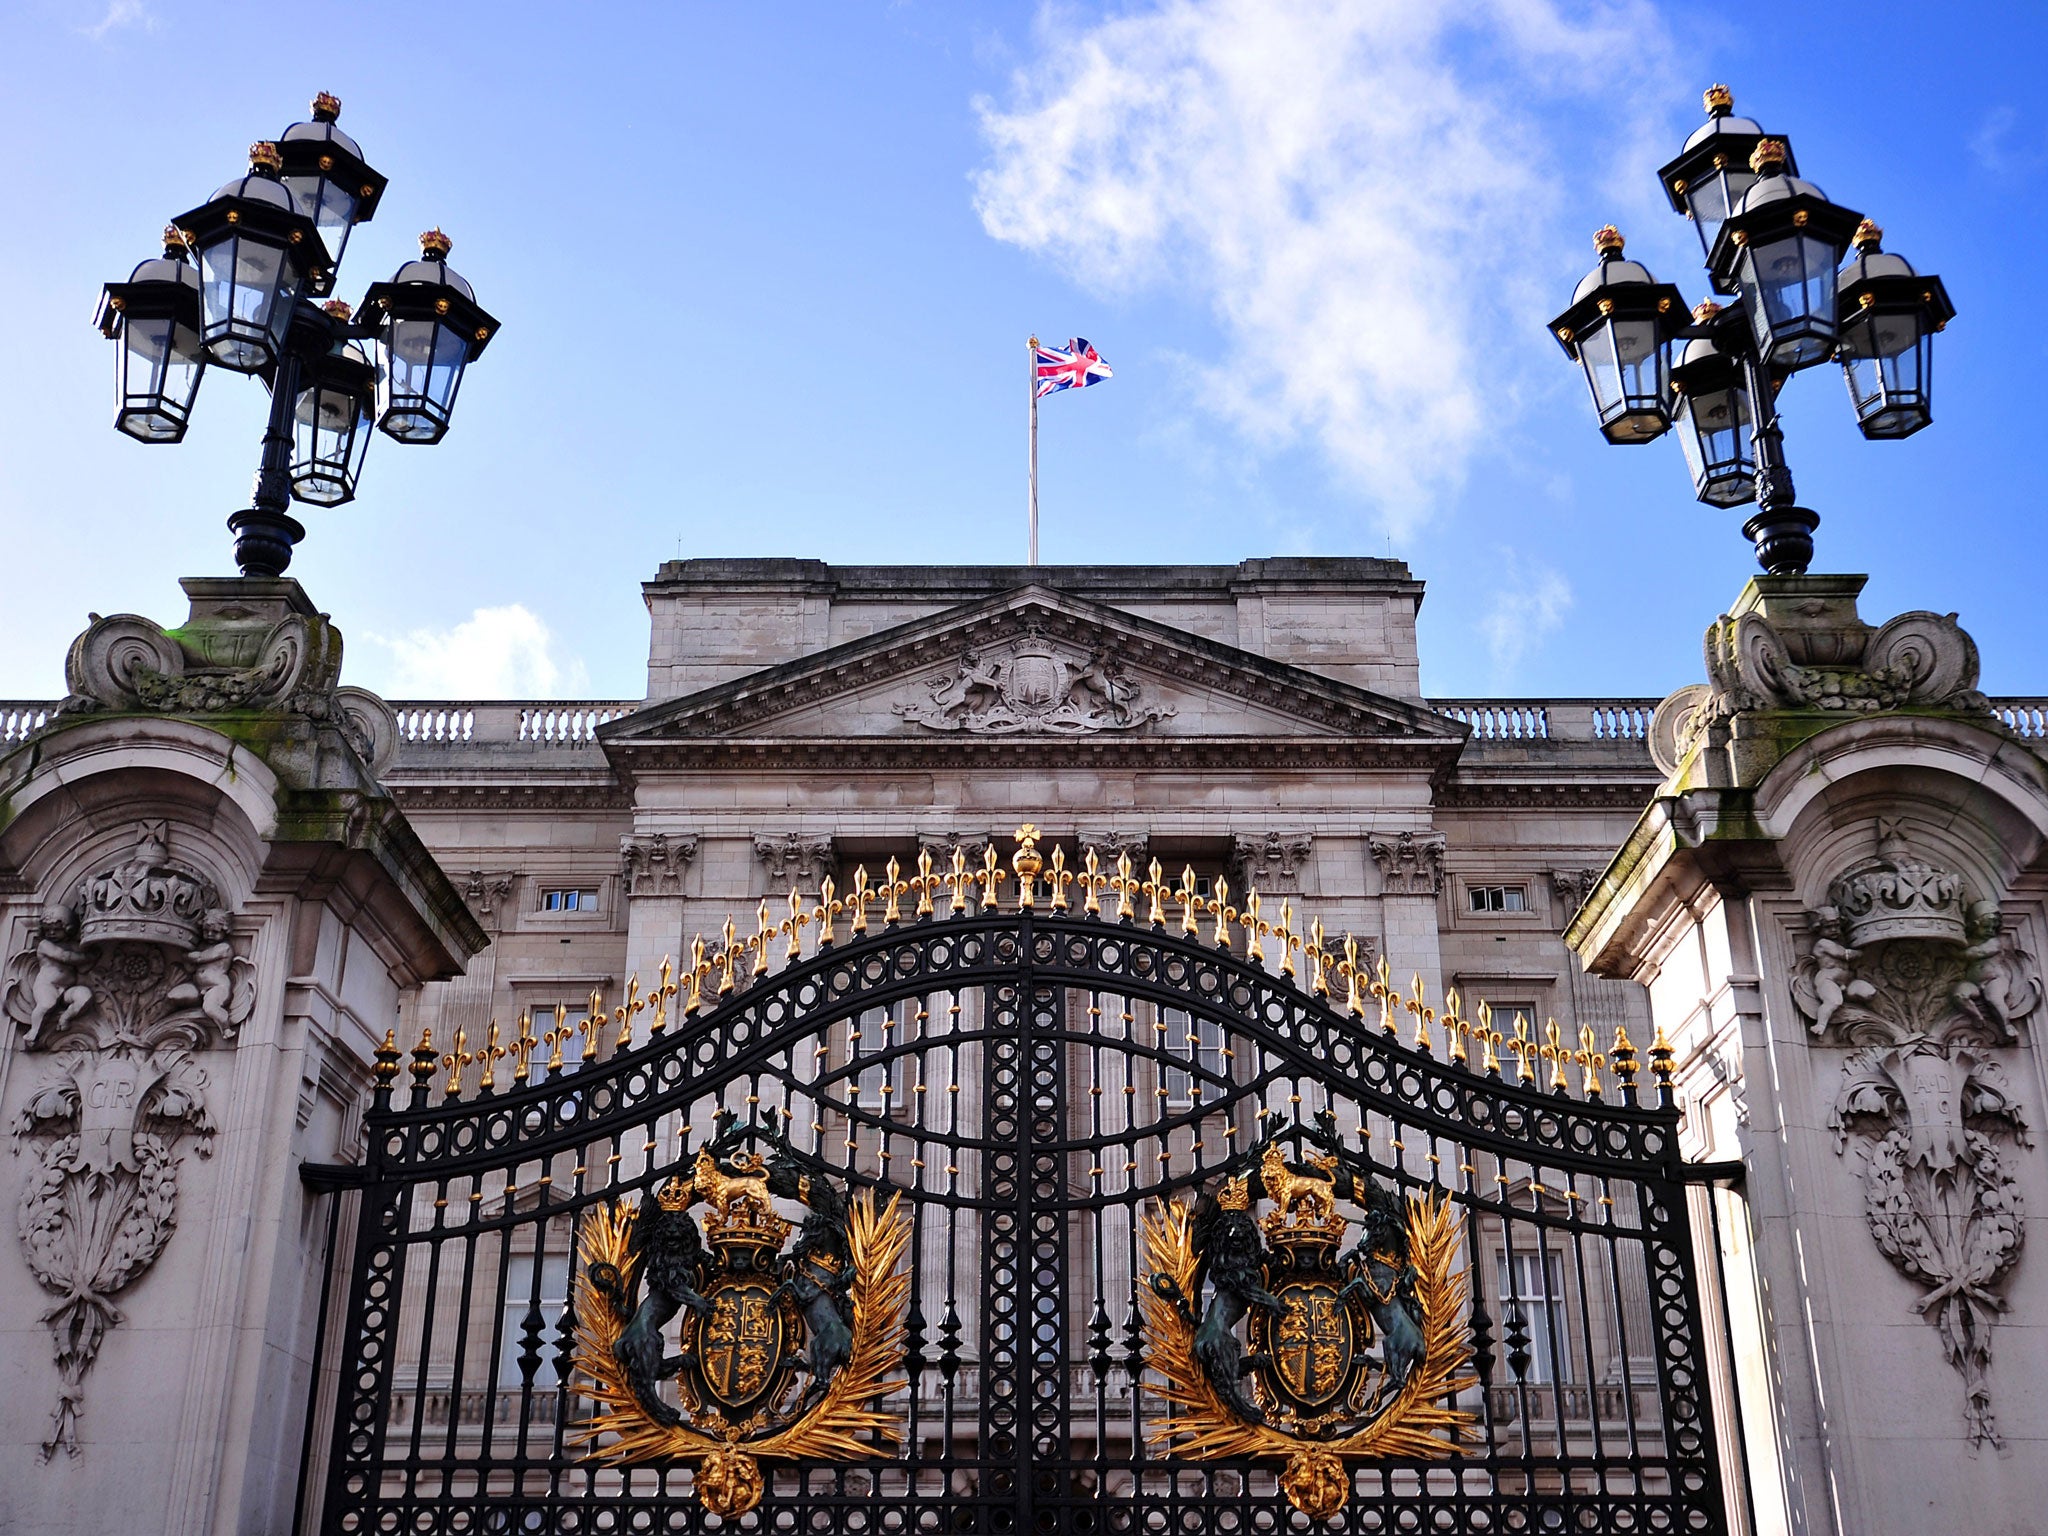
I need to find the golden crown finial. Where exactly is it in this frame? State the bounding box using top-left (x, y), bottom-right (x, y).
top-left (1703, 83), bottom-right (1733, 113)
top-left (1593, 224), bottom-right (1624, 256)
top-left (1852, 218), bottom-right (1883, 252)
top-left (312, 91), bottom-right (342, 121)
top-left (1217, 1176), bottom-right (1251, 1211)
top-left (248, 141), bottom-right (283, 173)
top-left (1749, 138), bottom-right (1787, 174)
top-left (419, 227), bottom-right (453, 259)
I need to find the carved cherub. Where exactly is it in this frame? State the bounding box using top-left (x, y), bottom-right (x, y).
top-left (165, 910), bottom-right (238, 1035)
top-left (1952, 902), bottom-right (2038, 1039)
top-left (1800, 907), bottom-right (1875, 1037)
top-left (23, 905), bottom-right (95, 1047)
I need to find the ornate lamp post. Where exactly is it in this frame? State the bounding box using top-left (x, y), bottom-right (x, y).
top-left (1550, 87), bottom-right (1953, 575)
top-left (94, 94), bottom-right (499, 578)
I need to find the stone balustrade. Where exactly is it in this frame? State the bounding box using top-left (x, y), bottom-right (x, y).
top-left (5, 696), bottom-right (2043, 750)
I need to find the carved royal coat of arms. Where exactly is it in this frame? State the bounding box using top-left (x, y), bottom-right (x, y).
top-left (571, 1115), bottom-right (911, 1517)
top-left (1142, 1131), bottom-right (1475, 1520)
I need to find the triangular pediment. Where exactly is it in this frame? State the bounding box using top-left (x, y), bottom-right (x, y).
top-left (604, 588), bottom-right (1463, 760)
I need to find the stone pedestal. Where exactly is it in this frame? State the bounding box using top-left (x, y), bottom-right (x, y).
top-left (1570, 575), bottom-right (2048, 1536)
top-left (0, 579), bottom-right (485, 1535)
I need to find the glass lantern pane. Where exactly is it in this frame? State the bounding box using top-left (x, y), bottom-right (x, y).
top-left (378, 317), bottom-right (451, 441)
top-left (1676, 385), bottom-right (1753, 505)
top-left (1576, 322), bottom-right (1623, 417)
top-left (427, 319), bottom-right (470, 413)
top-left (1685, 168), bottom-right (1753, 266)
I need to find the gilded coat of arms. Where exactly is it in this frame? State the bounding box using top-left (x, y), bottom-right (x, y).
top-left (1143, 1122), bottom-right (1476, 1520)
top-left (571, 1113), bottom-right (911, 1517)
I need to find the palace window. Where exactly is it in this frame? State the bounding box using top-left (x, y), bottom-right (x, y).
top-left (1497, 1250), bottom-right (1572, 1383)
top-left (540, 887), bottom-right (599, 912)
top-left (851, 1003), bottom-right (911, 1113)
top-left (1163, 1010), bottom-right (1228, 1108)
top-left (498, 1252), bottom-right (571, 1387)
top-left (1469, 884), bottom-right (1528, 914)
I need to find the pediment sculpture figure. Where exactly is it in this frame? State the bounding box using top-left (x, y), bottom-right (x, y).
top-left (897, 634), bottom-right (1172, 735)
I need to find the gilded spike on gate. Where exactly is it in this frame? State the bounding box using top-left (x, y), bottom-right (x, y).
top-left (979, 844), bottom-right (1002, 906)
top-left (1579, 1022), bottom-right (1605, 1098)
top-left (949, 845), bottom-right (970, 914)
top-left (545, 1004), bottom-right (568, 1072)
top-left (1513, 1012), bottom-right (1535, 1082)
top-left (1116, 849), bottom-right (1135, 919)
top-left (1083, 846), bottom-right (1102, 915)
top-left (652, 957), bottom-right (673, 1035)
top-left (442, 1026), bottom-right (470, 1098)
top-left (916, 847), bottom-right (935, 917)
top-left (686, 937), bottom-right (706, 1014)
top-left (1276, 898), bottom-right (1295, 978)
top-left (1212, 876), bottom-right (1231, 947)
top-left (787, 887), bottom-right (804, 961)
top-left (478, 1020), bottom-right (503, 1091)
top-left (1178, 865), bottom-right (1200, 936)
top-left (615, 976), bottom-right (640, 1049)
top-left (1649, 1021), bottom-right (1677, 1092)
top-left (512, 1010), bottom-right (537, 1083)
top-left (818, 876), bottom-right (838, 945)
top-left (851, 866), bottom-right (870, 934)
top-left (1308, 917), bottom-right (1328, 996)
top-left (584, 993), bottom-right (607, 1058)
top-left (1049, 842), bottom-right (1070, 912)
top-left (753, 904), bottom-right (772, 975)
top-left (1147, 858), bottom-right (1167, 928)
top-left (1343, 934), bottom-right (1364, 1017)
top-left (410, 1025), bottom-right (438, 1087)
top-left (1243, 889), bottom-right (1263, 961)
top-left (884, 855), bottom-right (903, 925)
top-left (1546, 1018), bottom-right (1569, 1091)
top-left (720, 917), bottom-right (738, 994)
top-left (1610, 1022), bottom-right (1639, 1096)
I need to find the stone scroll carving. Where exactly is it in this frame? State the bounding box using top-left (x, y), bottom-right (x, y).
top-left (1231, 832), bottom-right (1314, 895)
top-left (754, 833), bottom-right (835, 896)
top-left (621, 834), bottom-right (699, 897)
top-left (1367, 832), bottom-right (1446, 897)
top-left (2, 823), bottom-right (254, 1459)
top-left (1789, 823), bottom-right (2039, 1449)
top-left (60, 605), bottom-right (398, 775)
top-left (1651, 605), bottom-right (1991, 776)
top-left (895, 634), bottom-right (1173, 735)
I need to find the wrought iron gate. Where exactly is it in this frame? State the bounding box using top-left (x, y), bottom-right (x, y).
top-left (301, 836), bottom-right (1729, 1533)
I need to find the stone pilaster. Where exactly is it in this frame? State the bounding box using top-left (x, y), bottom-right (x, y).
top-left (1570, 575), bottom-right (2048, 1536)
top-left (0, 579), bottom-right (483, 1536)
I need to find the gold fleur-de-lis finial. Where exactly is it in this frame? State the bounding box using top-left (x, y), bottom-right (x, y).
top-left (513, 1009), bottom-right (538, 1083)
top-left (1083, 845), bottom-right (1103, 915)
top-left (916, 846), bottom-right (935, 917)
top-left (884, 854), bottom-right (903, 925)
top-left (850, 866), bottom-right (870, 934)
top-left (1048, 842), bottom-right (1071, 912)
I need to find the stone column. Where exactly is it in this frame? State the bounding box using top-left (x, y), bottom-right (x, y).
top-left (1367, 828), bottom-right (1446, 992)
top-left (0, 579), bottom-right (484, 1536)
top-left (1569, 575), bottom-right (2048, 1536)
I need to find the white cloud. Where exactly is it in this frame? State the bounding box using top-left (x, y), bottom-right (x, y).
top-left (1479, 556), bottom-right (1572, 679)
top-left (82, 0), bottom-right (155, 40)
top-left (974, 0), bottom-right (1674, 532)
top-left (362, 605), bottom-right (589, 699)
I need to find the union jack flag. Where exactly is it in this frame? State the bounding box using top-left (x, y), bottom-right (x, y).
top-left (1034, 337), bottom-right (1114, 400)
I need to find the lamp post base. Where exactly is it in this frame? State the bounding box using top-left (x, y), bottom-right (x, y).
top-left (228, 506), bottom-right (306, 579)
top-left (1742, 505), bottom-right (1819, 576)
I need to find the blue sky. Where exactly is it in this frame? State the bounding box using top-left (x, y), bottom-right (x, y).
top-left (1, 1), bottom-right (2041, 702)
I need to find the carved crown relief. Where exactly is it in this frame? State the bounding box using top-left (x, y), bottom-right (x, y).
top-left (1788, 820), bottom-right (2038, 1450)
top-left (2, 822), bottom-right (254, 1459)
top-left (895, 634), bottom-right (1172, 735)
top-left (1367, 832), bottom-right (1446, 898)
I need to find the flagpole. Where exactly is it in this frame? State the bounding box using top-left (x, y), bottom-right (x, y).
top-left (1027, 334), bottom-right (1039, 566)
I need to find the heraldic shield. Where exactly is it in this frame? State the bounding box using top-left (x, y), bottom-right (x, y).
top-left (1143, 1119), bottom-right (1477, 1520)
top-left (571, 1111), bottom-right (912, 1518)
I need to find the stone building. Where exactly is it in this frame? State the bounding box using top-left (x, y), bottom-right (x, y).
top-left (3, 555), bottom-right (2044, 1536)
top-left (387, 556), bottom-right (1660, 1065)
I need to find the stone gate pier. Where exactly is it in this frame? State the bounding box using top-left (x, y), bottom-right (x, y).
top-left (0, 578), bottom-right (483, 1536)
top-left (1570, 574), bottom-right (2048, 1536)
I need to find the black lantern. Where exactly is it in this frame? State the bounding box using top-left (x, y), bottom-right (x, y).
top-left (1548, 227), bottom-right (1687, 445)
top-left (173, 141), bottom-right (324, 372)
top-left (288, 302), bottom-right (375, 505)
top-left (359, 229), bottom-right (499, 444)
top-left (1658, 85), bottom-right (1794, 293)
top-left (1709, 139), bottom-right (1863, 370)
top-left (1668, 303), bottom-right (1756, 506)
top-left (94, 225), bottom-right (207, 443)
top-left (1836, 219), bottom-right (1954, 440)
top-left (277, 93), bottom-right (386, 297)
